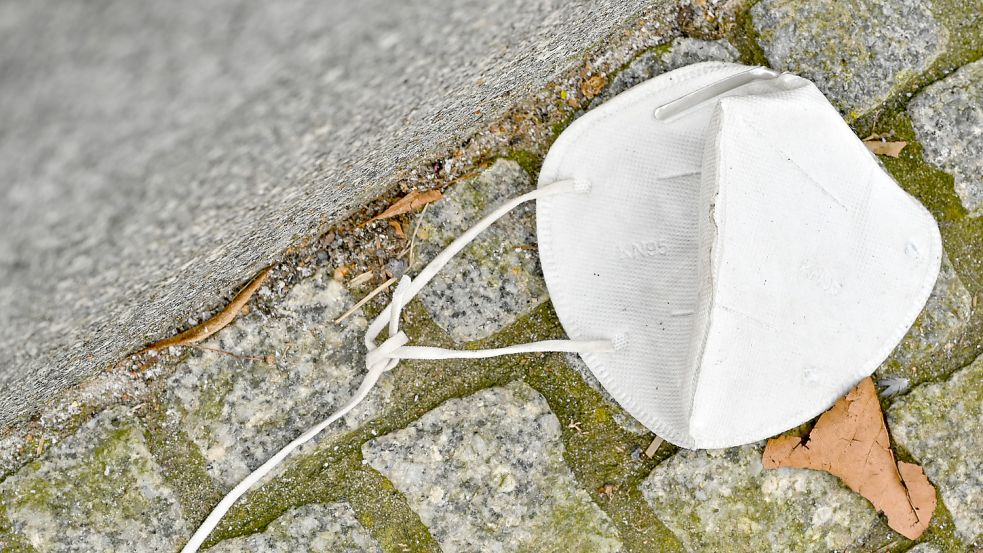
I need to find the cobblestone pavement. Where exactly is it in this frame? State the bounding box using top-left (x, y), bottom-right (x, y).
top-left (1, 0), bottom-right (981, 551)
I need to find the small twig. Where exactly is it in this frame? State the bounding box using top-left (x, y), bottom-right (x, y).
top-left (348, 270), bottom-right (375, 288)
top-left (644, 436), bottom-right (664, 458)
top-left (139, 267), bottom-right (271, 353)
top-left (335, 277), bottom-right (398, 324)
top-left (398, 202), bottom-right (430, 264)
top-left (185, 343), bottom-right (267, 363)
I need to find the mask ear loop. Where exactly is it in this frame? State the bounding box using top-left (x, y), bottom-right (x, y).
top-left (181, 177), bottom-right (620, 553)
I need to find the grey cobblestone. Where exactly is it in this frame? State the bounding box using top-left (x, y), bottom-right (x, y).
top-left (363, 381), bottom-right (624, 553)
top-left (751, 0), bottom-right (947, 114)
top-left (909, 58), bottom-right (983, 216)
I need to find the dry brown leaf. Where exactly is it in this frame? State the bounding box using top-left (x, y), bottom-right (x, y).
top-left (580, 74), bottom-right (607, 99)
top-left (389, 220), bottom-right (406, 239)
top-left (370, 189), bottom-right (442, 222)
top-left (333, 265), bottom-right (352, 281)
top-left (763, 377), bottom-right (936, 539)
top-left (863, 139), bottom-right (908, 158)
top-left (141, 267), bottom-right (271, 352)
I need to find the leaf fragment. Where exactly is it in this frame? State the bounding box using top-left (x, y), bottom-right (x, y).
top-left (580, 74), bottom-right (607, 99)
top-left (370, 189), bottom-right (442, 222)
top-left (762, 377), bottom-right (936, 539)
top-left (863, 139), bottom-right (908, 158)
top-left (141, 267), bottom-right (271, 352)
top-left (389, 220), bottom-right (406, 239)
top-left (333, 265), bottom-right (352, 281)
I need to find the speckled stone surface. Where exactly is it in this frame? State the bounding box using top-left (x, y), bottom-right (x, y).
top-left (876, 251), bottom-right (973, 386)
top-left (362, 381), bottom-right (624, 552)
top-left (640, 445), bottom-right (877, 552)
top-left (593, 37), bottom-right (739, 105)
top-left (751, 0), bottom-right (947, 114)
top-left (565, 354), bottom-right (649, 435)
top-left (887, 355), bottom-right (983, 542)
top-left (0, 408), bottom-right (189, 552)
top-left (415, 159), bottom-right (548, 342)
top-left (164, 271), bottom-right (392, 488)
top-left (208, 502), bottom-right (382, 552)
top-left (909, 58), bottom-right (983, 216)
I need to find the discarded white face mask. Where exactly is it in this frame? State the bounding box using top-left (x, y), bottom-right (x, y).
top-left (183, 62), bottom-right (941, 551)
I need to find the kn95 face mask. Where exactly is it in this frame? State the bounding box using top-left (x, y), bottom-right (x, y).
top-left (182, 62), bottom-right (942, 552)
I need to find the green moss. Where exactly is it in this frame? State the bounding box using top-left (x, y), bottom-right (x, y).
top-left (878, 116), bottom-right (983, 292)
top-left (195, 367), bottom-right (235, 422)
top-left (507, 150), bottom-right (544, 178)
top-left (845, 492), bottom-right (966, 553)
top-left (0, 500), bottom-right (36, 553)
top-left (518, 489), bottom-right (621, 553)
top-left (141, 405), bottom-right (224, 525)
top-left (853, 0), bottom-right (982, 134)
top-left (726, 1), bottom-right (770, 67)
top-left (346, 463), bottom-right (441, 553)
top-left (523, 340), bottom-right (684, 552)
top-left (0, 415), bottom-right (179, 537)
top-left (548, 111), bottom-right (578, 148)
top-left (4, 462), bottom-right (50, 512)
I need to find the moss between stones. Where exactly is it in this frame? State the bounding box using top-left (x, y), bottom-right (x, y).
top-left (507, 150), bottom-right (545, 178)
top-left (0, 501), bottom-right (36, 553)
top-left (524, 354), bottom-right (683, 552)
top-left (852, 0), bottom-right (982, 134)
top-left (876, 113), bottom-right (983, 295)
top-left (726, 1), bottom-right (771, 67)
top-left (346, 461), bottom-right (442, 553)
top-left (141, 405), bottom-right (224, 525)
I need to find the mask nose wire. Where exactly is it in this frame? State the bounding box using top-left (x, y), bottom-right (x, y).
top-left (182, 177), bottom-right (620, 553)
top-left (653, 66), bottom-right (782, 122)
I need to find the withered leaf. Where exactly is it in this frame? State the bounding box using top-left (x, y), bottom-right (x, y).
top-left (333, 265), bottom-right (352, 281)
top-left (863, 139), bottom-right (908, 158)
top-left (141, 267), bottom-right (271, 352)
top-left (389, 220), bottom-right (406, 239)
top-left (763, 377), bottom-right (936, 540)
top-left (580, 74), bottom-right (607, 99)
top-left (370, 189), bottom-right (442, 222)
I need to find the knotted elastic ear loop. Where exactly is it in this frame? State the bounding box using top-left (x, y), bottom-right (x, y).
top-left (182, 177), bottom-right (620, 552)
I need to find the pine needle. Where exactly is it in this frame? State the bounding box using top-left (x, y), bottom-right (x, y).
top-left (139, 267), bottom-right (271, 352)
top-left (335, 277), bottom-right (398, 324)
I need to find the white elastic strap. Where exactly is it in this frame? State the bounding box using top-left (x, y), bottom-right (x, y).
top-left (395, 339), bottom-right (615, 360)
top-left (182, 178), bottom-right (612, 552)
top-left (180, 365), bottom-right (384, 552)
